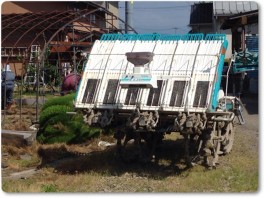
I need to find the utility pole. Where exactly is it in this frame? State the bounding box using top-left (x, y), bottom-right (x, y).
top-left (125, 1), bottom-right (134, 34)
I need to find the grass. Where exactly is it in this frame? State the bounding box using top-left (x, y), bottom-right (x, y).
top-left (2, 167), bottom-right (258, 192)
top-left (1, 144), bottom-right (41, 174)
top-left (1, 114), bottom-right (259, 193)
top-left (7, 156), bottom-right (40, 170)
top-left (12, 88), bottom-right (63, 108)
top-left (2, 141), bottom-right (258, 192)
top-left (163, 164), bottom-right (258, 192)
top-left (41, 184), bottom-right (58, 192)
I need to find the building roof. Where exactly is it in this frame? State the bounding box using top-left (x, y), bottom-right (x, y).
top-left (221, 10), bottom-right (258, 30)
top-left (213, 1), bottom-right (258, 16)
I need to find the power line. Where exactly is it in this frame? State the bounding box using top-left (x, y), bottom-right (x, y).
top-left (136, 26), bottom-right (188, 31)
top-left (119, 5), bottom-right (191, 10)
top-left (135, 27), bottom-right (191, 34)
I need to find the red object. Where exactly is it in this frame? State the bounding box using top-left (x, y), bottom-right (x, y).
top-left (61, 73), bottom-right (81, 92)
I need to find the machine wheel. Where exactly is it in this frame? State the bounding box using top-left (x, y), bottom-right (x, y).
top-left (201, 122), bottom-right (220, 168)
top-left (222, 122), bottom-right (235, 154)
top-left (115, 129), bottom-right (162, 163)
top-left (115, 129), bottom-right (145, 162)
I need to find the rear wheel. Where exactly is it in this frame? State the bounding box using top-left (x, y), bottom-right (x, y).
top-left (222, 122), bottom-right (235, 154)
top-left (115, 129), bottom-right (162, 163)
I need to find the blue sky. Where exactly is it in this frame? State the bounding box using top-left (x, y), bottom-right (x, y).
top-left (118, 1), bottom-right (194, 34)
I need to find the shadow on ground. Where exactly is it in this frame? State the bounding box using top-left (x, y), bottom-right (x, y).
top-left (240, 94), bottom-right (258, 115)
top-left (37, 138), bottom-right (192, 179)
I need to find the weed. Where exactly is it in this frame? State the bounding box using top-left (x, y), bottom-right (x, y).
top-left (41, 184), bottom-right (58, 192)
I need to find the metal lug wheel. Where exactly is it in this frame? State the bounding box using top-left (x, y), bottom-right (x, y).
top-left (222, 122), bottom-right (235, 154)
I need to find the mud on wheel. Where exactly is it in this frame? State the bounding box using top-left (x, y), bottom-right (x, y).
top-left (195, 117), bottom-right (230, 168)
top-left (221, 122), bottom-right (235, 154)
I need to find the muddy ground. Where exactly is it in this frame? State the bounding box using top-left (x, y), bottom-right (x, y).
top-left (1, 95), bottom-right (260, 192)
